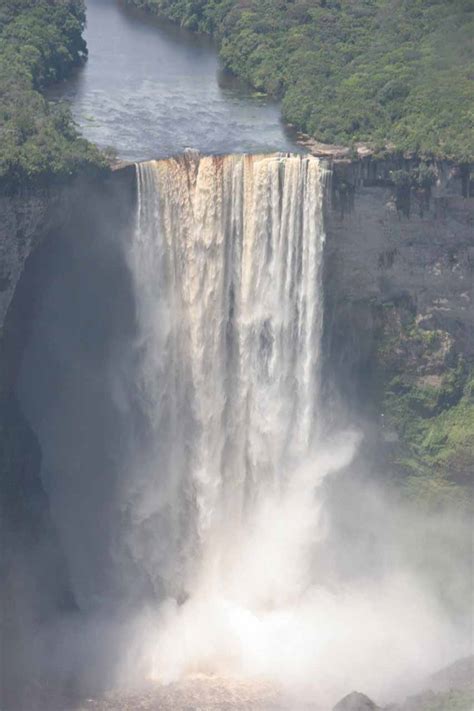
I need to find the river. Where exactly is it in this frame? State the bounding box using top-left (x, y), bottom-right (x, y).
top-left (50, 0), bottom-right (299, 160)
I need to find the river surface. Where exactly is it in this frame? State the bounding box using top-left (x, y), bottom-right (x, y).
top-left (51, 0), bottom-right (299, 161)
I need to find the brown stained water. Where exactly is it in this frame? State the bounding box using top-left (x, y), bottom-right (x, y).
top-left (50, 0), bottom-right (299, 161)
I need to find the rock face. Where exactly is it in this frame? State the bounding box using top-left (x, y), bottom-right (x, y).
top-left (0, 183), bottom-right (79, 710)
top-left (0, 167), bottom-right (134, 710)
top-left (326, 159), bottom-right (473, 357)
top-left (323, 157), bottom-right (474, 507)
top-left (0, 393), bottom-right (78, 710)
top-left (333, 690), bottom-right (380, 711)
top-left (0, 165), bottom-right (135, 342)
top-left (0, 188), bottom-right (68, 338)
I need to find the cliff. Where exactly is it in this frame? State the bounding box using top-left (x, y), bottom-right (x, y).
top-left (1, 156), bottom-right (472, 545)
top-left (0, 168), bottom-right (133, 708)
top-left (0, 189), bottom-right (67, 340)
top-left (0, 155), bottom-right (472, 705)
top-left (324, 157), bottom-right (474, 508)
top-left (1, 157), bottom-right (472, 451)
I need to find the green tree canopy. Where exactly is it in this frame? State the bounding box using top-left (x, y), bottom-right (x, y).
top-left (0, 0), bottom-right (108, 189)
top-left (128, 0), bottom-right (474, 161)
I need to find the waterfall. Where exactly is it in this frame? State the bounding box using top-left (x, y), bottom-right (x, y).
top-left (125, 153), bottom-right (330, 608)
top-left (17, 150), bottom-right (463, 703)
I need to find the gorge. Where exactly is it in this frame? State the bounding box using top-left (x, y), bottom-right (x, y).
top-left (0, 1), bottom-right (473, 710)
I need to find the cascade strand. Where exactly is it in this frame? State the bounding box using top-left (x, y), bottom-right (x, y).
top-left (129, 152), bottom-right (329, 595)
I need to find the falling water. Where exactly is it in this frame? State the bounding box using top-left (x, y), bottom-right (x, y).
top-left (105, 154), bottom-right (464, 703)
top-left (126, 153), bottom-right (329, 603)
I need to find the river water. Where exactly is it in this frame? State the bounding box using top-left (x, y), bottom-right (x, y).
top-left (51, 0), bottom-right (298, 160)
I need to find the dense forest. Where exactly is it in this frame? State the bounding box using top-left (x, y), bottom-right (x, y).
top-left (2, 0), bottom-right (471, 184)
top-left (127, 0), bottom-right (474, 161)
top-left (0, 0), bottom-right (107, 189)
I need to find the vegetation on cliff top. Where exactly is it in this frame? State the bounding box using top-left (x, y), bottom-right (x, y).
top-left (0, 0), bottom-right (108, 188)
top-left (127, 0), bottom-right (474, 161)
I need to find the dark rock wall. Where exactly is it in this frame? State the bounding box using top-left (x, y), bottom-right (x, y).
top-left (326, 159), bottom-right (473, 356)
top-left (323, 158), bottom-right (474, 506)
top-left (0, 184), bottom-right (78, 708)
top-left (0, 166), bottom-right (135, 708)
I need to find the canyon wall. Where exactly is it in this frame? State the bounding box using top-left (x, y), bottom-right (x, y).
top-left (0, 168), bottom-right (134, 709)
top-left (0, 184), bottom-right (75, 708)
top-left (1, 158), bottom-right (472, 540)
top-left (0, 157), bottom-right (472, 706)
top-left (327, 159), bottom-right (473, 355)
top-left (325, 158), bottom-right (474, 505)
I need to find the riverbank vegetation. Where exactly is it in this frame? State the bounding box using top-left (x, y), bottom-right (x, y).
top-left (127, 0), bottom-right (474, 161)
top-left (0, 0), bottom-right (108, 189)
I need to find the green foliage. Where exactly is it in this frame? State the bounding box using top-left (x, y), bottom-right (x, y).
top-left (0, 0), bottom-right (108, 189)
top-left (377, 310), bottom-right (474, 511)
top-left (127, 0), bottom-right (474, 161)
top-left (390, 164), bottom-right (437, 190)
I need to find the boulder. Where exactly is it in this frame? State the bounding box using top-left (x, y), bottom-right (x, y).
top-left (333, 691), bottom-right (380, 711)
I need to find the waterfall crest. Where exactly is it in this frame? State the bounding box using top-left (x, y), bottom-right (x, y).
top-left (128, 153), bottom-right (329, 602)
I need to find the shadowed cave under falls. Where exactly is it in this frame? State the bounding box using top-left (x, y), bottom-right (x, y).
top-left (17, 153), bottom-right (470, 708)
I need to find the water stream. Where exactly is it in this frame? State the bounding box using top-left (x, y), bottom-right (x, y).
top-left (50, 0), bottom-right (298, 160)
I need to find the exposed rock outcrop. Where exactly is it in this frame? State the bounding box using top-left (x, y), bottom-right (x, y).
top-left (333, 691), bottom-right (380, 711)
top-left (325, 158), bottom-right (473, 365)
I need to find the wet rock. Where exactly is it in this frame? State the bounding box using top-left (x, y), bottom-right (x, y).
top-left (333, 690), bottom-right (380, 711)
